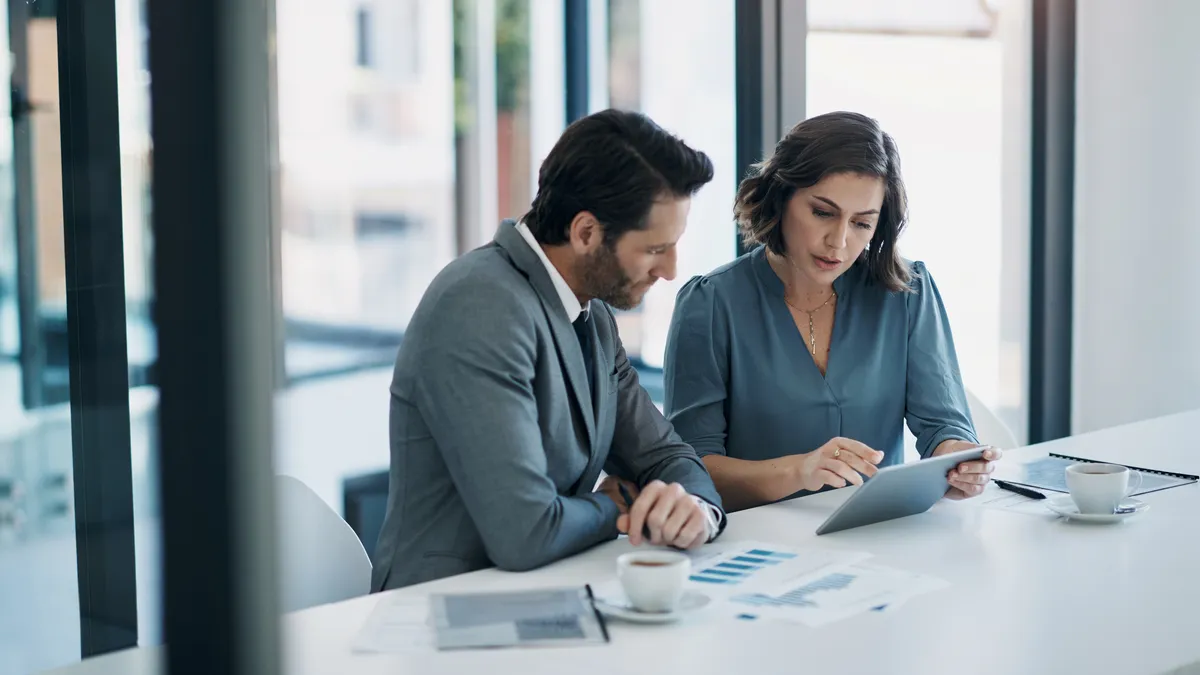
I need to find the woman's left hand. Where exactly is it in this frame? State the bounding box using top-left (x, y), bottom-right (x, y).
top-left (932, 440), bottom-right (1002, 500)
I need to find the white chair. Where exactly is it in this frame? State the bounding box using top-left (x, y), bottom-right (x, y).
top-left (276, 475), bottom-right (372, 613)
top-left (964, 389), bottom-right (1019, 450)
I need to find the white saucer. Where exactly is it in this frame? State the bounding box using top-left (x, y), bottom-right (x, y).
top-left (1045, 495), bottom-right (1149, 522)
top-left (594, 591), bottom-right (710, 624)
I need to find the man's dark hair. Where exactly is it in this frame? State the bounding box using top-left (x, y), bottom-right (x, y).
top-left (735, 111), bottom-right (912, 292)
top-left (522, 109), bottom-right (714, 245)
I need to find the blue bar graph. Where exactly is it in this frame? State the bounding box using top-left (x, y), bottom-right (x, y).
top-left (691, 547), bottom-right (797, 586)
top-left (703, 569), bottom-right (746, 578)
top-left (732, 555), bottom-right (782, 565)
top-left (748, 549), bottom-right (797, 559)
top-left (689, 575), bottom-right (735, 584)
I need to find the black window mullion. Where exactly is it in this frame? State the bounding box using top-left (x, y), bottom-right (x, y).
top-left (1028, 0), bottom-right (1076, 443)
top-left (56, 0), bottom-right (138, 656)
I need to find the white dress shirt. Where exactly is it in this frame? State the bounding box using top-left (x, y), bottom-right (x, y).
top-left (514, 221), bottom-right (721, 542)
top-left (515, 221), bottom-right (586, 321)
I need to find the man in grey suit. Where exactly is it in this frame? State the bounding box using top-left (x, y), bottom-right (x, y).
top-left (371, 109), bottom-right (727, 591)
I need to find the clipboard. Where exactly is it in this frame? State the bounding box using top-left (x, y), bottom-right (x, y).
top-left (1006, 453), bottom-right (1198, 497)
top-left (429, 585), bottom-right (610, 650)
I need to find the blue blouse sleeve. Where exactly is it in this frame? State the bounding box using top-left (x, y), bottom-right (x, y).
top-left (663, 276), bottom-right (730, 458)
top-left (904, 262), bottom-right (978, 457)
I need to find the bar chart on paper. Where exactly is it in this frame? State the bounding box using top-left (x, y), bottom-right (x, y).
top-left (682, 541), bottom-right (870, 597)
top-left (688, 547), bottom-right (798, 586)
top-left (728, 563), bottom-right (950, 627)
top-left (679, 542), bottom-right (947, 626)
top-left (732, 572), bottom-right (856, 607)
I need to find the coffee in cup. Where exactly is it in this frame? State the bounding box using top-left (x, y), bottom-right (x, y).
top-left (1065, 463), bottom-right (1143, 514)
top-left (616, 551), bottom-right (690, 613)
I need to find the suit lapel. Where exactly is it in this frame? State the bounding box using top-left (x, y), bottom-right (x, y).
top-left (583, 311), bottom-right (606, 422)
top-left (493, 221), bottom-right (596, 448)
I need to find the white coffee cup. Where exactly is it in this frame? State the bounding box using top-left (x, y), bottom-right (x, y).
top-left (1065, 463), bottom-right (1143, 514)
top-left (616, 550), bottom-right (690, 613)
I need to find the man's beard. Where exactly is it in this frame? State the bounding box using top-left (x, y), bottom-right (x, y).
top-left (578, 242), bottom-right (642, 310)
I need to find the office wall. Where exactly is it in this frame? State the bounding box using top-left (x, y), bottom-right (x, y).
top-left (1072, 0), bottom-right (1200, 433)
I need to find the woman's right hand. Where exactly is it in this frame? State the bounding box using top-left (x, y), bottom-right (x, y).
top-left (794, 437), bottom-right (885, 492)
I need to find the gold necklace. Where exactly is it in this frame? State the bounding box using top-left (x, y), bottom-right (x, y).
top-left (777, 253), bottom-right (836, 356)
top-left (784, 291), bottom-right (836, 355)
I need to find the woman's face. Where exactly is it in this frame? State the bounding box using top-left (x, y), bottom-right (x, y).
top-left (779, 172), bottom-right (884, 286)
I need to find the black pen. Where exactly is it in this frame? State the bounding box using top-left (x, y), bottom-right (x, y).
top-left (584, 584), bottom-right (610, 643)
top-left (993, 479), bottom-right (1046, 500)
top-left (616, 483), bottom-right (653, 539)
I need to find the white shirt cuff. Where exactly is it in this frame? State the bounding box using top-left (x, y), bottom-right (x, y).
top-left (691, 495), bottom-right (723, 542)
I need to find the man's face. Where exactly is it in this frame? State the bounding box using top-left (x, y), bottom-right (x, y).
top-left (577, 198), bottom-right (690, 310)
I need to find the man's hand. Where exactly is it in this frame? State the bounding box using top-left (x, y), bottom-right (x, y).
top-left (616, 480), bottom-right (708, 550)
top-left (595, 474), bottom-right (639, 514)
top-left (933, 440), bottom-right (1003, 500)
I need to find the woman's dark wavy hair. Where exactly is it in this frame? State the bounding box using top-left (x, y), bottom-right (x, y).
top-left (735, 111), bottom-right (912, 292)
top-left (523, 109), bottom-right (713, 246)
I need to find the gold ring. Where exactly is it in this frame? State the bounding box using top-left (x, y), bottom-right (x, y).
top-left (833, 449), bottom-right (841, 458)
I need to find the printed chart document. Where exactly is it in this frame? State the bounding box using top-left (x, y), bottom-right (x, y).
top-left (682, 540), bottom-right (871, 600)
top-left (429, 587), bottom-right (609, 650)
top-left (352, 596), bottom-right (435, 654)
top-left (592, 541), bottom-right (872, 621)
top-left (354, 588), bottom-right (609, 652)
top-left (598, 540), bottom-right (949, 628)
top-left (727, 561), bottom-right (949, 627)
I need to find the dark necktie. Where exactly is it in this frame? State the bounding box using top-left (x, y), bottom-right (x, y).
top-left (572, 312), bottom-right (595, 396)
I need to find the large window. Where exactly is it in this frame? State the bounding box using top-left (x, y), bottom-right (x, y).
top-left (807, 0), bottom-right (1032, 443)
top-left (113, 0), bottom-right (161, 648)
top-left (602, 0), bottom-right (738, 371)
top-left (0, 1), bottom-right (1117, 672)
top-left (276, 0), bottom-right (456, 381)
top-left (0, 7), bottom-right (81, 673)
top-left (269, 0), bottom-right (572, 516)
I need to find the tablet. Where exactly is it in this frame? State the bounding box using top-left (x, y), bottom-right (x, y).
top-left (815, 445), bottom-right (987, 535)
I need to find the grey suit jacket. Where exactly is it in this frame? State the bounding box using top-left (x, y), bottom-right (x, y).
top-left (370, 220), bottom-right (725, 591)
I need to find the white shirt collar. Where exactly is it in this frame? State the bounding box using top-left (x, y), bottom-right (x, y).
top-left (515, 221), bottom-right (587, 322)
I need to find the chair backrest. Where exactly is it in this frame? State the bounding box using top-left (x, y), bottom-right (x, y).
top-left (276, 475), bottom-right (372, 613)
top-left (342, 469), bottom-right (391, 561)
top-left (965, 389), bottom-right (1020, 450)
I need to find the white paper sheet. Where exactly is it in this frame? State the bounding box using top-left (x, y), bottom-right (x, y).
top-left (595, 541), bottom-right (947, 628)
top-left (977, 484), bottom-right (1055, 516)
top-left (351, 596), bottom-right (435, 654)
top-left (728, 561), bottom-right (949, 627)
top-left (681, 540), bottom-right (872, 600)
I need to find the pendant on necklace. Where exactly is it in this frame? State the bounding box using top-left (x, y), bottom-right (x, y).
top-left (808, 315), bottom-right (817, 355)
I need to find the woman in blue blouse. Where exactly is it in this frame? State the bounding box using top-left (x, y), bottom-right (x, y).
top-left (663, 111), bottom-right (1001, 512)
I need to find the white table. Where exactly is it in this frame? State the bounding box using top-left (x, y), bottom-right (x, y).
top-left (46, 409), bottom-right (1200, 675)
